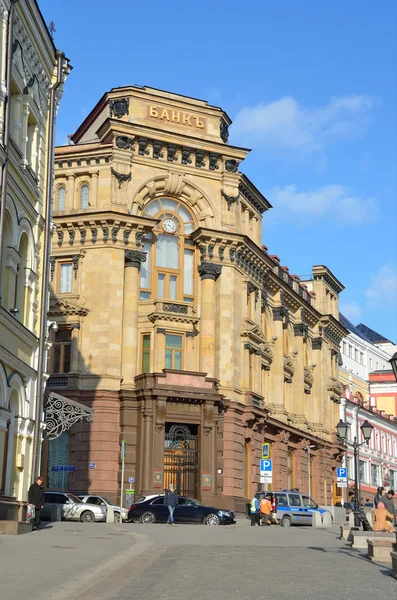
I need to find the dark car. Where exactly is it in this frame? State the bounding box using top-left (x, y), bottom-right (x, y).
top-left (127, 494), bottom-right (236, 526)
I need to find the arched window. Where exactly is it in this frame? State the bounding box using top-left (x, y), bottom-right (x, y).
top-left (140, 199), bottom-right (196, 302)
top-left (57, 186), bottom-right (66, 211)
top-left (48, 432), bottom-right (71, 489)
top-left (80, 184), bottom-right (89, 209)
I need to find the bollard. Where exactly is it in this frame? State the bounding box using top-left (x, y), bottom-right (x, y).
top-left (106, 506), bottom-right (114, 523)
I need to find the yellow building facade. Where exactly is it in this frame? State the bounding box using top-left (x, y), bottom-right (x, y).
top-left (0, 0), bottom-right (70, 520)
top-left (47, 86), bottom-right (347, 509)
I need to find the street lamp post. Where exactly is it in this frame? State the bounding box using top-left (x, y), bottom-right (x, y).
top-left (336, 419), bottom-right (373, 524)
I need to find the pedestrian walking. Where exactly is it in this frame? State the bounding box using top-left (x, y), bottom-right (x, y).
top-left (259, 494), bottom-right (272, 525)
top-left (164, 483), bottom-right (178, 525)
top-left (28, 476), bottom-right (44, 531)
top-left (380, 490), bottom-right (396, 526)
top-left (373, 502), bottom-right (395, 533)
top-left (250, 494), bottom-right (260, 526)
top-left (373, 486), bottom-right (384, 508)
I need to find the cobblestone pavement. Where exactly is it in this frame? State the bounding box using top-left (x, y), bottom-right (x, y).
top-left (1, 520), bottom-right (396, 600)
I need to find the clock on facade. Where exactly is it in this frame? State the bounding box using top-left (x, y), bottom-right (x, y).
top-left (162, 218), bottom-right (177, 233)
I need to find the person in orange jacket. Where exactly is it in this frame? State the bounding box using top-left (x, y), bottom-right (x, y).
top-left (259, 494), bottom-right (272, 525)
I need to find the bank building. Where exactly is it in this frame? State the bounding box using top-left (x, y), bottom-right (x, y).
top-left (44, 85), bottom-right (347, 510)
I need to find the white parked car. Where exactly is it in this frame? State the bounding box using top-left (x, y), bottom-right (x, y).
top-left (77, 494), bottom-right (128, 522)
top-left (42, 492), bottom-right (106, 522)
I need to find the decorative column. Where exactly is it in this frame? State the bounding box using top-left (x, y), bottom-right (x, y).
top-left (91, 172), bottom-right (99, 206)
top-left (141, 403), bottom-right (154, 494)
top-left (0, 7), bottom-right (8, 139)
top-left (121, 250), bottom-right (146, 388)
top-left (69, 323), bottom-right (81, 373)
top-left (198, 262), bottom-right (222, 378)
top-left (12, 94), bottom-right (22, 146)
top-left (292, 318), bottom-right (308, 422)
top-left (67, 174), bottom-right (76, 210)
top-left (268, 303), bottom-right (288, 414)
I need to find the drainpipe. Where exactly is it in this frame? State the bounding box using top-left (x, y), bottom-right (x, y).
top-left (0, 0), bottom-right (20, 296)
top-left (31, 50), bottom-right (68, 479)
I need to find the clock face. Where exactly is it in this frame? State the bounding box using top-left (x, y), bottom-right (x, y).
top-left (162, 218), bottom-right (177, 233)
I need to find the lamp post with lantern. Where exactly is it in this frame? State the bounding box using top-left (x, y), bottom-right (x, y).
top-left (389, 353), bottom-right (397, 381)
top-left (336, 418), bottom-right (374, 521)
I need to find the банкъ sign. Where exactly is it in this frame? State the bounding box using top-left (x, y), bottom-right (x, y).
top-left (147, 104), bottom-right (207, 130)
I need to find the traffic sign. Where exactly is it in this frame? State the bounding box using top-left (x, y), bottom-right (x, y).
top-left (262, 443), bottom-right (270, 459)
top-left (337, 482), bottom-right (347, 488)
top-left (337, 468), bottom-right (347, 479)
top-left (260, 459), bottom-right (272, 472)
top-left (89, 462), bottom-right (95, 469)
top-left (128, 477), bottom-right (135, 483)
top-left (51, 465), bottom-right (75, 472)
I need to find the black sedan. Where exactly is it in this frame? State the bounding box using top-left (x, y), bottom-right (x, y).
top-left (127, 494), bottom-right (236, 526)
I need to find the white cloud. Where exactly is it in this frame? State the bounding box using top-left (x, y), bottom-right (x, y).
top-left (340, 301), bottom-right (362, 320)
top-left (268, 184), bottom-right (378, 224)
top-left (365, 262), bottom-right (397, 307)
top-left (231, 94), bottom-right (375, 154)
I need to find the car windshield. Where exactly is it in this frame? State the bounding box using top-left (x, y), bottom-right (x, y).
top-left (100, 497), bottom-right (111, 504)
top-left (302, 496), bottom-right (317, 508)
top-left (67, 494), bottom-right (82, 503)
top-left (189, 498), bottom-right (203, 506)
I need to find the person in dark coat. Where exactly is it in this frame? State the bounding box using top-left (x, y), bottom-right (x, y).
top-left (374, 486), bottom-right (384, 508)
top-left (164, 483), bottom-right (178, 525)
top-left (28, 476), bottom-right (44, 530)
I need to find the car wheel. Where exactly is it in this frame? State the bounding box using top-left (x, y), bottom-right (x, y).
top-left (280, 515), bottom-right (291, 528)
top-left (141, 511), bottom-right (156, 524)
top-left (80, 510), bottom-right (95, 523)
top-left (204, 513), bottom-right (220, 526)
top-left (114, 512), bottom-right (121, 523)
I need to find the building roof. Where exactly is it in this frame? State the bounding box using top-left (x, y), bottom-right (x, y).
top-left (339, 314), bottom-right (372, 343)
top-left (356, 323), bottom-right (394, 345)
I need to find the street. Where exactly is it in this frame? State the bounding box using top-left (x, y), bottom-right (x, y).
top-left (1, 521), bottom-right (395, 600)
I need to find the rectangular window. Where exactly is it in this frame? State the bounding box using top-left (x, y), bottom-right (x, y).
top-left (354, 348), bottom-right (358, 362)
top-left (141, 335), bottom-right (150, 374)
top-left (59, 263), bottom-right (72, 293)
top-left (390, 470), bottom-right (396, 489)
top-left (359, 460), bottom-right (366, 483)
top-left (165, 334), bottom-right (182, 370)
top-left (370, 464), bottom-right (378, 486)
top-left (156, 235), bottom-right (178, 269)
top-left (158, 273), bottom-right (165, 298)
top-left (342, 342), bottom-right (346, 354)
top-left (360, 352), bottom-right (364, 365)
top-left (139, 241), bottom-right (151, 299)
top-left (369, 358), bottom-right (372, 370)
top-left (348, 345), bottom-right (352, 358)
top-left (51, 329), bottom-right (72, 374)
top-left (183, 249), bottom-right (194, 297)
top-left (170, 275), bottom-right (177, 300)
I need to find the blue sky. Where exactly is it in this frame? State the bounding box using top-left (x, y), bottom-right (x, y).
top-left (40, 0), bottom-right (397, 341)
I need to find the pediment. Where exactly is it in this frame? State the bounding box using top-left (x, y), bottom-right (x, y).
top-left (48, 298), bottom-right (89, 317)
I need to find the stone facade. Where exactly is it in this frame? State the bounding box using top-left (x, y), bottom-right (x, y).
top-left (0, 0), bottom-right (70, 517)
top-left (46, 85), bottom-right (347, 509)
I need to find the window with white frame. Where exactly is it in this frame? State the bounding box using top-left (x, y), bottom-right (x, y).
top-left (360, 352), bottom-right (364, 365)
top-left (59, 263), bottom-right (72, 293)
top-left (57, 186), bottom-right (66, 211)
top-left (342, 341), bottom-right (346, 354)
top-left (80, 184), bottom-right (89, 209)
top-left (359, 460), bottom-right (366, 483)
top-left (370, 463), bottom-right (379, 486)
top-left (390, 469), bottom-right (397, 489)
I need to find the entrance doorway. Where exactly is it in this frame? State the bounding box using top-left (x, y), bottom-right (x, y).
top-left (164, 423), bottom-right (198, 497)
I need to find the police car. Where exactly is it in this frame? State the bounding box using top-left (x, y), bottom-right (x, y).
top-left (254, 490), bottom-right (332, 527)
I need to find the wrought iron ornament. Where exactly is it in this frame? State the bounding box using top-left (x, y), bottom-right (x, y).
top-left (44, 393), bottom-right (93, 440)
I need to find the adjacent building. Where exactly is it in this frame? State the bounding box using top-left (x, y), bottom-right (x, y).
top-left (46, 85), bottom-right (347, 510)
top-left (338, 316), bottom-right (397, 500)
top-left (0, 0), bottom-right (70, 520)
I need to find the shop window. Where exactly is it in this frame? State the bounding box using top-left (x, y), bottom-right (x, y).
top-left (140, 199), bottom-right (196, 303)
top-left (141, 334), bottom-right (151, 373)
top-left (59, 263), bottom-right (72, 293)
top-left (80, 184), bottom-right (89, 209)
top-left (51, 329), bottom-right (72, 374)
top-left (165, 334), bottom-right (183, 370)
top-left (57, 186), bottom-right (66, 211)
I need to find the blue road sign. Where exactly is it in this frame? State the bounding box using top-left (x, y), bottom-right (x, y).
top-left (89, 463), bottom-right (95, 469)
top-left (260, 459), bottom-right (273, 472)
top-left (337, 468), bottom-right (347, 479)
top-left (51, 465), bottom-right (75, 472)
top-left (128, 477), bottom-right (135, 483)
